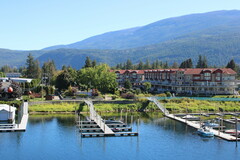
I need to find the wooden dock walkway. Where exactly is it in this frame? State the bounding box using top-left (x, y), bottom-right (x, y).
top-left (167, 114), bottom-right (240, 141)
top-left (84, 100), bottom-right (114, 134)
top-left (79, 100), bottom-right (138, 137)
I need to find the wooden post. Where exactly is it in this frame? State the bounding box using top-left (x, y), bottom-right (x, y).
top-left (131, 115), bottom-right (133, 127)
top-left (236, 118), bottom-right (238, 148)
top-left (218, 117), bottom-right (220, 136)
top-left (125, 113), bottom-right (128, 124)
top-left (137, 118), bottom-right (139, 133)
top-left (120, 109), bottom-right (123, 121)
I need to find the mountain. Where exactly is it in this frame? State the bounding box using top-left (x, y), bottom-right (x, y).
top-left (44, 10), bottom-right (240, 50)
top-left (37, 31), bottom-right (240, 69)
top-left (1, 10), bottom-right (240, 69)
top-left (0, 49), bottom-right (44, 67)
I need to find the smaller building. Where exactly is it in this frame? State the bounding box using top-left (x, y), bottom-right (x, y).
top-left (6, 73), bottom-right (22, 78)
top-left (0, 104), bottom-right (16, 122)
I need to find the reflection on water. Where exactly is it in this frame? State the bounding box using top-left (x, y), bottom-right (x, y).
top-left (0, 113), bottom-right (239, 160)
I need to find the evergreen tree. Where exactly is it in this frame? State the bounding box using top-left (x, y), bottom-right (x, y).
top-left (179, 58), bottom-right (193, 68)
top-left (84, 56), bottom-right (92, 68)
top-left (137, 61), bottom-right (144, 70)
top-left (196, 55), bottom-right (203, 68)
top-left (163, 61), bottom-right (169, 69)
top-left (144, 59), bottom-right (150, 69)
top-left (226, 59), bottom-right (237, 71)
top-left (92, 60), bottom-right (97, 67)
top-left (25, 53), bottom-right (35, 78)
top-left (42, 60), bottom-right (57, 84)
top-left (126, 59), bottom-right (133, 69)
top-left (202, 56), bottom-right (208, 68)
top-left (156, 60), bottom-right (161, 69)
top-left (62, 65), bottom-right (67, 70)
top-left (172, 62), bottom-right (179, 69)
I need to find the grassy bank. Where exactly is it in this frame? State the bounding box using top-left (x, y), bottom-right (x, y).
top-left (28, 98), bottom-right (240, 113)
top-left (161, 98), bottom-right (240, 113)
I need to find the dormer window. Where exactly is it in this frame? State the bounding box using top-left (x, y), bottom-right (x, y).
top-left (204, 72), bottom-right (211, 80)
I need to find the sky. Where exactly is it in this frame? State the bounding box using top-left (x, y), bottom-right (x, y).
top-left (1, 0), bottom-right (240, 50)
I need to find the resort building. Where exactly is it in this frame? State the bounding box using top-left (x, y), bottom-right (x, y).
top-left (113, 68), bottom-right (238, 95)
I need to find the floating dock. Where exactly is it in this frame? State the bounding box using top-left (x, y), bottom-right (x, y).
top-left (167, 114), bottom-right (240, 141)
top-left (148, 97), bottom-right (240, 141)
top-left (77, 100), bottom-right (138, 138)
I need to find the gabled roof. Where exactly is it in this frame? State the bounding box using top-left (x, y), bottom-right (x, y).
top-left (0, 104), bottom-right (16, 112)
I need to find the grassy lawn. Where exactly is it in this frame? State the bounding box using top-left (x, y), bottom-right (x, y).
top-left (161, 98), bottom-right (240, 113)
top-left (29, 103), bottom-right (79, 112)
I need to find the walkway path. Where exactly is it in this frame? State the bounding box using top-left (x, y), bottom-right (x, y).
top-left (84, 100), bottom-right (114, 134)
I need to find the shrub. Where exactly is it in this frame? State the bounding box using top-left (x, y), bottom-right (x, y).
top-left (112, 95), bottom-right (117, 100)
top-left (135, 88), bottom-right (142, 95)
top-left (121, 93), bottom-right (135, 99)
top-left (166, 92), bottom-right (172, 97)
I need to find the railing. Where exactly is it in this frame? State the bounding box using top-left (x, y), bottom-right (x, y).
top-left (147, 97), bottom-right (169, 115)
top-left (84, 100), bottom-right (113, 134)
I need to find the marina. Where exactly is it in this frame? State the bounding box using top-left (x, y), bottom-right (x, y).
top-left (148, 97), bottom-right (240, 141)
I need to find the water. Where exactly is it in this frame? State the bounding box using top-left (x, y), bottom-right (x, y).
top-left (0, 113), bottom-right (239, 160)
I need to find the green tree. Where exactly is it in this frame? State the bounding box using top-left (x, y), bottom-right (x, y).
top-left (144, 59), bottom-right (151, 69)
top-left (77, 64), bottom-right (117, 93)
top-left (137, 61), bottom-right (144, 70)
top-left (92, 60), bottom-right (97, 67)
top-left (143, 82), bottom-right (151, 93)
top-left (84, 56), bottom-right (92, 68)
top-left (55, 68), bottom-right (75, 91)
top-left (196, 55), bottom-right (208, 68)
top-left (126, 59), bottom-right (133, 69)
top-left (25, 53), bottom-right (35, 78)
top-left (172, 62), bottom-right (179, 69)
top-left (179, 58), bottom-right (193, 68)
top-left (124, 79), bottom-right (132, 89)
top-left (42, 60), bottom-right (57, 84)
top-left (226, 59), bottom-right (237, 71)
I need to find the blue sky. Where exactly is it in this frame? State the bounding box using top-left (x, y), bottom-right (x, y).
top-left (1, 0), bottom-right (240, 50)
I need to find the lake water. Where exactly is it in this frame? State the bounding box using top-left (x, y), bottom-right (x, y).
top-left (0, 113), bottom-right (239, 160)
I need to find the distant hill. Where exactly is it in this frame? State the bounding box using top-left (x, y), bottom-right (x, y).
top-left (43, 10), bottom-right (240, 50)
top-left (1, 10), bottom-right (240, 69)
top-left (37, 32), bottom-right (240, 69)
top-left (0, 49), bottom-right (44, 68)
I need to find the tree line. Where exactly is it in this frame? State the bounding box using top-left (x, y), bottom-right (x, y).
top-left (112, 55), bottom-right (238, 71)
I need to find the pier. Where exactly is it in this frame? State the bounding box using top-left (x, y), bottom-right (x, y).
top-left (77, 100), bottom-right (138, 137)
top-left (149, 97), bottom-right (240, 141)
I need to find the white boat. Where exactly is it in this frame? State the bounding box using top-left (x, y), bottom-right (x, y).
top-left (197, 127), bottom-right (214, 137)
top-left (182, 115), bottom-right (200, 121)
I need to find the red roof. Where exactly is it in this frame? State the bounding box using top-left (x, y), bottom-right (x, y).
top-left (112, 68), bottom-right (236, 75)
top-left (184, 68), bottom-right (237, 75)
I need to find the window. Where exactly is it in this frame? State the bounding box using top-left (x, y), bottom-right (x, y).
top-left (204, 72), bottom-right (211, 80)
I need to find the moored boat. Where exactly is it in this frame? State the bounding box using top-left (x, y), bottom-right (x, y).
top-left (203, 121), bottom-right (219, 128)
top-left (224, 129), bottom-right (240, 136)
top-left (197, 127), bottom-right (214, 137)
top-left (182, 115), bottom-right (200, 121)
